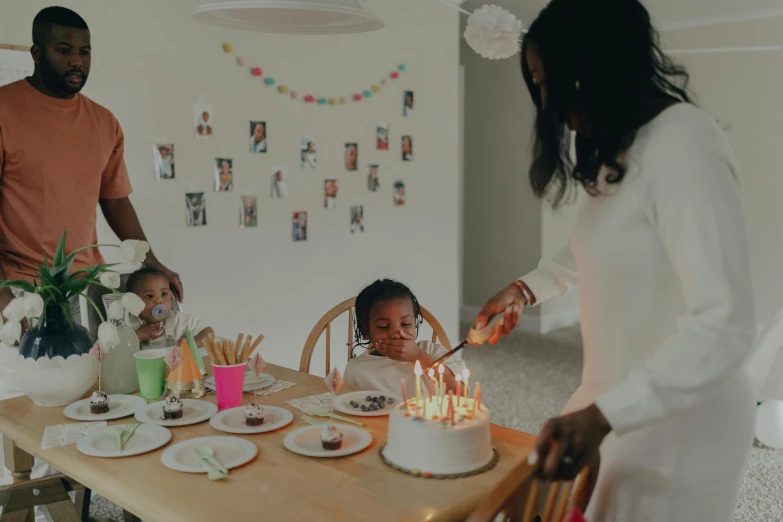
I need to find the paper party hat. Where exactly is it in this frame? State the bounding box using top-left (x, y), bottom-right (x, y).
top-left (186, 330), bottom-right (206, 373)
top-left (167, 339), bottom-right (202, 383)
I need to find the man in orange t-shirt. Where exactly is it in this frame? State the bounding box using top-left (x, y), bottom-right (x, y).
top-left (0, 7), bottom-right (183, 333)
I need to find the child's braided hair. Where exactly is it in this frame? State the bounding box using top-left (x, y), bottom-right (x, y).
top-left (352, 279), bottom-right (422, 357)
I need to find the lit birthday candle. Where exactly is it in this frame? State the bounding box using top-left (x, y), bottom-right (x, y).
top-left (438, 363), bottom-right (445, 396)
top-left (448, 391), bottom-right (456, 426)
top-left (414, 360), bottom-right (423, 410)
top-left (427, 368), bottom-right (435, 397)
top-left (455, 375), bottom-right (463, 407)
top-left (462, 368), bottom-right (470, 400)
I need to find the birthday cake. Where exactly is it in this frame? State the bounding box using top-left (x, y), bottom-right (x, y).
top-left (382, 395), bottom-right (494, 477)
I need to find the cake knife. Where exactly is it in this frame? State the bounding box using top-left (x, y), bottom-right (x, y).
top-left (423, 313), bottom-right (504, 372)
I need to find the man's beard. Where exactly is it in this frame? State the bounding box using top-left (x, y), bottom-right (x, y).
top-left (41, 58), bottom-right (87, 95)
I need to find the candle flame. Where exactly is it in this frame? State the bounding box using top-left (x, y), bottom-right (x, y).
top-left (463, 368), bottom-right (470, 379)
top-left (427, 368), bottom-right (434, 378)
top-left (414, 360), bottom-right (423, 376)
top-left (438, 363), bottom-right (445, 375)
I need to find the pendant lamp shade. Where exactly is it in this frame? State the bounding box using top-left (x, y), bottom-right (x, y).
top-left (192, 0), bottom-right (384, 35)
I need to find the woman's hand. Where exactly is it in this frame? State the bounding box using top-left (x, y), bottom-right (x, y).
top-left (375, 331), bottom-right (421, 363)
top-left (136, 322), bottom-right (164, 342)
top-left (528, 404), bottom-right (611, 481)
top-left (473, 283), bottom-right (529, 344)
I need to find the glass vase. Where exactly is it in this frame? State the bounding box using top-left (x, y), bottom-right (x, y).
top-left (100, 294), bottom-right (140, 395)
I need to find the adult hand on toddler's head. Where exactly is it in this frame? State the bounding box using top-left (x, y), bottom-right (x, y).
top-left (375, 330), bottom-right (421, 363)
top-left (136, 322), bottom-right (164, 342)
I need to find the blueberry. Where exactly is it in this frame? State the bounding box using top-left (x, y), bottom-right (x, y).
top-left (379, 403), bottom-right (385, 409)
top-left (370, 404), bottom-right (378, 411)
top-left (350, 401), bottom-right (359, 408)
top-left (371, 397), bottom-right (378, 402)
top-left (379, 396), bottom-right (386, 401)
top-left (365, 396), bottom-right (372, 402)
top-left (361, 405), bottom-right (368, 411)
top-left (388, 398), bottom-right (395, 404)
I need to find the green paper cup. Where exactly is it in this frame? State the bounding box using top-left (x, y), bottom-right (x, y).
top-left (134, 351), bottom-right (166, 401)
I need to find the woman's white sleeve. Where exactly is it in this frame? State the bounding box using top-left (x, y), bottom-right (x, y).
top-left (595, 121), bottom-right (756, 436)
top-left (519, 243), bottom-right (579, 305)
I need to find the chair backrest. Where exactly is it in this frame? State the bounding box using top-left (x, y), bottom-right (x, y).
top-left (466, 459), bottom-right (599, 522)
top-left (300, 297), bottom-right (452, 376)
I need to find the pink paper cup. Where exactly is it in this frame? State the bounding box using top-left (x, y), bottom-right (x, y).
top-left (213, 363), bottom-right (246, 410)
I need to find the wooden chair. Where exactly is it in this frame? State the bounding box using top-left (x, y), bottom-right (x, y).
top-left (466, 459), bottom-right (600, 522)
top-left (300, 297), bottom-right (452, 376)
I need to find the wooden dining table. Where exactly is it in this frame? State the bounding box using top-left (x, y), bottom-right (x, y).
top-left (0, 363), bottom-right (535, 522)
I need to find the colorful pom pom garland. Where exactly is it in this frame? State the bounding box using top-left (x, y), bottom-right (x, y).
top-left (221, 42), bottom-right (406, 106)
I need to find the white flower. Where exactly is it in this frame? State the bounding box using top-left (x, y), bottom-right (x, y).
top-left (23, 293), bottom-right (44, 319)
top-left (120, 240), bottom-right (150, 264)
top-left (464, 5), bottom-right (523, 60)
top-left (100, 271), bottom-right (121, 289)
top-left (107, 299), bottom-right (125, 321)
top-left (121, 293), bottom-right (145, 317)
top-left (0, 320), bottom-right (21, 345)
top-left (3, 297), bottom-right (27, 323)
top-left (97, 322), bottom-right (120, 351)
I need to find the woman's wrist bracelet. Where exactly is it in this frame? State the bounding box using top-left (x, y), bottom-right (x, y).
top-left (512, 280), bottom-right (534, 307)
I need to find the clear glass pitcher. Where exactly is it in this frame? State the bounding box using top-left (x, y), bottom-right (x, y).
top-left (99, 293), bottom-right (140, 394)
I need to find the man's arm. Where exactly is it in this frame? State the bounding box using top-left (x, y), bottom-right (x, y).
top-left (99, 197), bottom-right (184, 301)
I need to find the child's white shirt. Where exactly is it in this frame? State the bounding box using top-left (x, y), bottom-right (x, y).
top-left (343, 340), bottom-right (466, 397)
top-left (128, 311), bottom-right (207, 350)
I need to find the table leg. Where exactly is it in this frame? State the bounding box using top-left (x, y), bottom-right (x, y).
top-left (2, 436), bottom-right (33, 522)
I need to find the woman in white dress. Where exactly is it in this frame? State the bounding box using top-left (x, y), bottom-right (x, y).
top-left (474, 1), bottom-right (756, 520)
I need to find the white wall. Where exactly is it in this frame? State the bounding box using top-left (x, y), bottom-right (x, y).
top-left (663, 16), bottom-right (783, 325)
top-left (0, 0), bottom-right (461, 372)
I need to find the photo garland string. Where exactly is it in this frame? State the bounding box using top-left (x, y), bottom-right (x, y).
top-left (219, 42), bottom-right (407, 106)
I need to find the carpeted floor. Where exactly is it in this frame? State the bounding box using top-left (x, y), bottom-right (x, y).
top-left (89, 324), bottom-right (782, 521)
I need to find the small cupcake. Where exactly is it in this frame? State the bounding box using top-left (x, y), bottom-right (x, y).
top-left (163, 396), bottom-right (184, 420)
top-left (244, 403), bottom-right (264, 426)
top-left (321, 424), bottom-right (343, 451)
top-left (89, 391), bottom-right (109, 414)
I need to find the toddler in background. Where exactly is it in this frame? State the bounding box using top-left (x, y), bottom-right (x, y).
top-left (343, 279), bottom-right (464, 397)
top-left (126, 266), bottom-right (213, 349)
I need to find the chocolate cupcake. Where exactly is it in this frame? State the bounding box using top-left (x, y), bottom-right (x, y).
top-left (244, 403), bottom-right (264, 426)
top-left (163, 396), bottom-right (184, 420)
top-left (89, 391), bottom-right (109, 414)
top-left (321, 424), bottom-right (343, 450)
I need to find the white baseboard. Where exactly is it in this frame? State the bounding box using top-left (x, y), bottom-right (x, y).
top-left (460, 303), bottom-right (580, 335)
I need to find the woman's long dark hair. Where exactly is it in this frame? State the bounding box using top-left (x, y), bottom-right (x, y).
top-left (521, 0), bottom-right (692, 207)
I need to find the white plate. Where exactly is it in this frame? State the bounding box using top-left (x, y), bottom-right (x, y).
top-left (283, 424), bottom-right (373, 458)
top-left (134, 399), bottom-right (218, 427)
top-left (205, 372), bottom-right (275, 393)
top-left (160, 436), bottom-right (258, 473)
top-left (64, 395), bottom-right (148, 422)
top-left (209, 405), bottom-right (294, 434)
top-left (333, 391), bottom-right (401, 417)
top-left (77, 424), bottom-right (171, 458)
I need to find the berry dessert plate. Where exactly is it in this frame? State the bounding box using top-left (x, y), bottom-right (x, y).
top-left (135, 399), bottom-right (218, 427)
top-left (210, 405), bottom-right (294, 434)
top-left (64, 395), bottom-right (147, 422)
top-left (333, 391), bottom-right (402, 417)
top-left (283, 424), bottom-right (373, 458)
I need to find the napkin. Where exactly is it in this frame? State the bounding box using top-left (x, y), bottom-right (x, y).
top-left (286, 392), bottom-right (333, 413)
top-left (42, 422), bottom-right (107, 450)
top-left (119, 423), bottom-right (140, 450)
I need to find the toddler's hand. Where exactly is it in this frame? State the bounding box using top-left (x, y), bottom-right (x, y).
top-left (136, 322), bottom-right (164, 342)
top-left (376, 331), bottom-right (421, 363)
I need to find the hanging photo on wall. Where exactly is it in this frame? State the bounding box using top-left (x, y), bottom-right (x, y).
top-left (345, 143), bottom-right (358, 171)
top-left (376, 122), bottom-right (389, 150)
top-left (240, 196), bottom-right (258, 228)
top-left (301, 137), bottom-right (317, 168)
top-left (324, 179), bottom-right (339, 209)
top-left (193, 103), bottom-right (213, 139)
top-left (351, 206), bottom-right (365, 234)
top-left (292, 211), bottom-right (308, 242)
top-left (367, 164), bottom-right (380, 192)
top-left (153, 144), bottom-right (175, 180)
top-left (270, 166), bottom-right (289, 199)
top-left (393, 180), bottom-right (406, 206)
top-left (403, 91), bottom-right (414, 117)
top-left (186, 192), bottom-right (207, 227)
top-left (249, 121), bottom-right (267, 153)
top-left (214, 158), bottom-right (233, 192)
top-left (402, 135), bottom-right (413, 161)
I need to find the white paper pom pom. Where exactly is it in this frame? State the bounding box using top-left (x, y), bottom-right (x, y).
top-left (464, 4), bottom-right (523, 60)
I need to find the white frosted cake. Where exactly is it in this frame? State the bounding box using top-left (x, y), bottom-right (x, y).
top-left (382, 396), bottom-right (494, 477)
